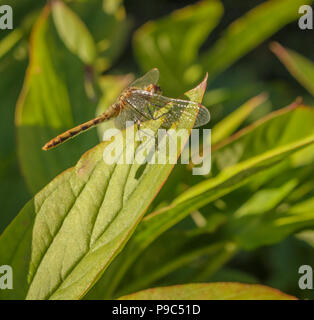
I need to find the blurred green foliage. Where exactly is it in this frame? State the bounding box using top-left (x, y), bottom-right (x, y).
top-left (1, 0), bottom-right (314, 300)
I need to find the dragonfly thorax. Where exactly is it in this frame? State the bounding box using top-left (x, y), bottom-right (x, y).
top-left (145, 84), bottom-right (162, 95)
top-left (117, 84), bottom-right (162, 112)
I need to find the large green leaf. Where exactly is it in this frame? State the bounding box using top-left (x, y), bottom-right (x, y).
top-left (15, 6), bottom-right (99, 194)
top-left (133, 0), bottom-right (223, 96)
top-left (118, 283), bottom-right (297, 300)
top-left (86, 104), bottom-right (314, 299)
top-left (201, 0), bottom-right (314, 81)
top-left (271, 42), bottom-right (314, 96)
top-left (0, 72), bottom-right (207, 300)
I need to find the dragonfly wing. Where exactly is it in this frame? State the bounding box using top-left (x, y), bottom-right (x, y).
top-left (115, 103), bottom-right (150, 129)
top-left (129, 90), bottom-right (210, 128)
top-left (126, 94), bottom-right (155, 119)
top-left (129, 69), bottom-right (160, 89)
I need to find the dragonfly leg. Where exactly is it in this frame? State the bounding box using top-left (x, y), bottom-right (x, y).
top-left (136, 120), bottom-right (146, 142)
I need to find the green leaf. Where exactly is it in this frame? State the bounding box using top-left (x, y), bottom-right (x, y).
top-left (222, 162), bottom-right (314, 249)
top-left (211, 92), bottom-right (268, 145)
top-left (140, 130), bottom-right (314, 249)
top-left (69, 0), bottom-right (131, 72)
top-left (201, 0), bottom-right (314, 81)
top-left (52, 0), bottom-right (97, 65)
top-left (234, 180), bottom-right (298, 218)
top-left (0, 29), bottom-right (23, 59)
top-left (296, 230), bottom-right (314, 248)
top-left (211, 105), bottom-right (314, 181)
top-left (0, 71), bottom-right (208, 300)
top-left (15, 6), bottom-right (99, 194)
top-left (133, 0), bottom-right (223, 95)
top-left (87, 104), bottom-right (314, 299)
top-left (231, 196), bottom-right (314, 250)
top-left (217, 165), bottom-right (314, 250)
top-left (271, 42), bottom-right (314, 95)
top-left (118, 283), bottom-right (297, 300)
top-left (207, 107), bottom-right (314, 250)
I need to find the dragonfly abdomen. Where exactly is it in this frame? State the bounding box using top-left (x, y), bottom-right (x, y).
top-left (42, 105), bottom-right (119, 150)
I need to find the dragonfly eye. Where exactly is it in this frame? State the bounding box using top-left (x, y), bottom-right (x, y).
top-left (146, 84), bottom-right (162, 94)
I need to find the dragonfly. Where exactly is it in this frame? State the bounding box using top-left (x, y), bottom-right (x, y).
top-left (42, 69), bottom-right (210, 150)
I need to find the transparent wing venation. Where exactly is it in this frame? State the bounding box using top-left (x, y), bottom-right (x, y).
top-left (129, 69), bottom-right (160, 89)
top-left (130, 90), bottom-right (210, 128)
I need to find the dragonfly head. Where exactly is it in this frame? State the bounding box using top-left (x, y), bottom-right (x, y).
top-left (145, 84), bottom-right (162, 95)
